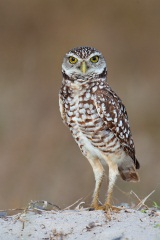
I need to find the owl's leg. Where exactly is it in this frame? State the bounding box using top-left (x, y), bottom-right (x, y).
top-left (103, 163), bottom-right (120, 211)
top-left (88, 158), bottom-right (104, 210)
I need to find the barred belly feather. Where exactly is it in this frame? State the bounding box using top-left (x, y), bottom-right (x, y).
top-left (60, 81), bottom-right (130, 167)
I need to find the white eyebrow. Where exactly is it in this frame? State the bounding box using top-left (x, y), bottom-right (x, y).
top-left (66, 53), bottom-right (81, 60)
top-left (85, 52), bottom-right (101, 60)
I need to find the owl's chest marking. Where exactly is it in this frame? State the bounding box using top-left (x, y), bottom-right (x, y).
top-left (60, 82), bottom-right (121, 161)
top-left (64, 90), bottom-right (103, 158)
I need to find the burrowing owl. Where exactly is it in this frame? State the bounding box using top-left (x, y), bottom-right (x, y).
top-left (59, 46), bottom-right (140, 210)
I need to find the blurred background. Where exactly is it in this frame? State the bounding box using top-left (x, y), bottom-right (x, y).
top-left (0, 0), bottom-right (159, 210)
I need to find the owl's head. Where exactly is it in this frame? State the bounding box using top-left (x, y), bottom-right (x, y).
top-left (62, 46), bottom-right (107, 82)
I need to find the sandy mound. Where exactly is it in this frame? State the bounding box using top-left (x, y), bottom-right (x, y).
top-left (0, 204), bottom-right (160, 240)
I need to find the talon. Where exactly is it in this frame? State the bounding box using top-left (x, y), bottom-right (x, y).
top-left (90, 203), bottom-right (104, 211)
top-left (89, 207), bottom-right (94, 211)
top-left (103, 203), bottom-right (122, 212)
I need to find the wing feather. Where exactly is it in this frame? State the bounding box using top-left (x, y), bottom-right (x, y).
top-left (94, 84), bottom-right (140, 169)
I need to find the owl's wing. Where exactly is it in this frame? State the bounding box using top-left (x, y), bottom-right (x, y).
top-left (94, 85), bottom-right (140, 169)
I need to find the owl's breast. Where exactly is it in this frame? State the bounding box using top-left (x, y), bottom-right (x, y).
top-left (61, 88), bottom-right (121, 159)
top-left (64, 92), bottom-right (105, 136)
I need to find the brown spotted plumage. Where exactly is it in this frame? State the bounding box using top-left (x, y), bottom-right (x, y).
top-left (59, 46), bottom-right (140, 210)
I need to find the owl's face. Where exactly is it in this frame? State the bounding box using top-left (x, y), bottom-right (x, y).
top-left (62, 46), bottom-right (107, 82)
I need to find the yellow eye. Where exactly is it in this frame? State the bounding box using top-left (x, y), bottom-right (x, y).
top-left (69, 56), bottom-right (78, 64)
top-left (90, 56), bottom-right (99, 63)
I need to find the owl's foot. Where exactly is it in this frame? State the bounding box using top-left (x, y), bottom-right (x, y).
top-left (103, 203), bottom-right (122, 212)
top-left (89, 202), bottom-right (103, 211)
top-left (89, 203), bottom-right (122, 212)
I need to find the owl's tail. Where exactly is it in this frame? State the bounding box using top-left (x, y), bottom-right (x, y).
top-left (118, 156), bottom-right (140, 182)
top-left (118, 165), bottom-right (139, 182)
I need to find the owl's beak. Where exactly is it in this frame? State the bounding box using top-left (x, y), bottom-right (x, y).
top-left (80, 61), bottom-right (87, 74)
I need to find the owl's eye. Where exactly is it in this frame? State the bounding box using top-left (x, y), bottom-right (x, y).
top-left (69, 56), bottom-right (78, 64)
top-left (90, 56), bottom-right (99, 63)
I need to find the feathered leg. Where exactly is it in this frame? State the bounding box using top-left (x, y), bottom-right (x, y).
top-left (103, 162), bottom-right (121, 211)
top-left (88, 158), bottom-right (104, 210)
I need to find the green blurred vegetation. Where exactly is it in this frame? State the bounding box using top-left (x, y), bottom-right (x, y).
top-left (0, 0), bottom-right (159, 209)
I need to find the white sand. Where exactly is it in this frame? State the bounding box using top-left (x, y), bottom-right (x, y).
top-left (0, 208), bottom-right (160, 240)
